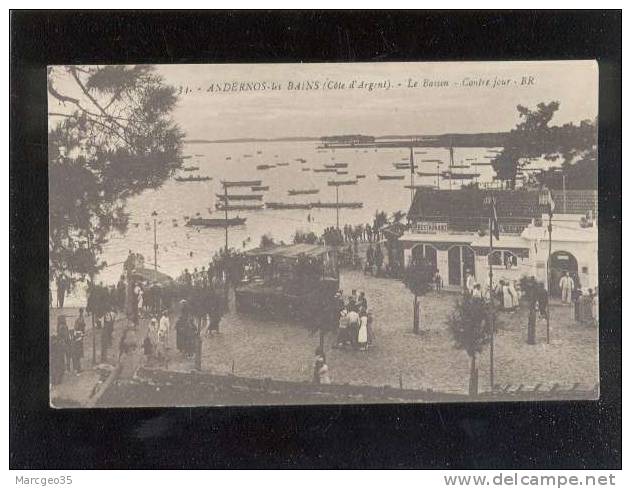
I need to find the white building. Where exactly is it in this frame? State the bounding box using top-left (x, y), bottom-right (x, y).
top-left (399, 189), bottom-right (597, 295)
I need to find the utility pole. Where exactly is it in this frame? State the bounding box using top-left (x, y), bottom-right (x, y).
top-left (437, 162), bottom-right (440, 190)
top-left (484, 194), bottom-right (496, 392)
top-left (562, 175), bottom-right (567, 214)
top-left (448, 146), bottom-right (454, 191)
top-left (224, 183), bottom-right (229, 252)
top-left (409, 146), bottom-right (415, 206)
top-left (547, 210), bottom-right (552, 344)
top-left (152, 210), bottom-right (158, 272)
top-left (335, 184), bottom-right (340, 230)
top-left (87, 232), bottom-right (96, 366)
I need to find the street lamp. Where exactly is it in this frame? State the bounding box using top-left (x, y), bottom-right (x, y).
top-left (538, 190), bottom-right (554, 344)
top-left (151, 210), bottom-right (158, 273)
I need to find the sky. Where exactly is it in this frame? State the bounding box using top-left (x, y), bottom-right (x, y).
top-left (155, 60), bottom-right (598, 140)
top-left (48, 61), bottom-right (598, 141)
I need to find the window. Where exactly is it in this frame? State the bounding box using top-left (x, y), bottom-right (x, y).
top-left (488, 250), bottom-right (519, 269)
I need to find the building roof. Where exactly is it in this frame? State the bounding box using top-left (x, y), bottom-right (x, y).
top-left (408, 188), bottom-right (544, 223)
top-left (245, 243), bottom-right (333, 259)
top-left (408, 188), bottom-right (598, 226)
top-left (550, 190), bottom-right (597, 215)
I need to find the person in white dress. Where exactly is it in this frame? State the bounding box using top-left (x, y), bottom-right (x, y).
top-left (358, 310), bottom-right (368, 351)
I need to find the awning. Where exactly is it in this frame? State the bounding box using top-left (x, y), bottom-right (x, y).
top-left (245, 243), bottom-right (334, 259)
top-left (470, 234), bottom-right (530, 250)
top-left (131, 267), bottom-right (174, 285)
top-left (398, 232), bottom-right (474, 244)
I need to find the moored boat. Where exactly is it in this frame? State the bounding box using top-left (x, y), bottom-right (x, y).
top-left (393, 162), bottom-right (414, 170)
top-left (186, 217), bottom-right (246, 227)
top-left (182, 165), bottom-right (200, 171)
top-left (215, 203), bottom-right (264, 211)
top-left (256, 164), bottom-right (276, 170)
top-left (266, 202), bottom-right (313, 210)
top-left (311, 201), bottom-right (363, 209)
top-left (222, 180), bottom-right (262, 187)
top-left (377, 174), bottom-right (405, 180)
top-left (288, 189), bottom-right (319, 196)
top-left (251, 185), bottom-right (270, 191)
top-left (327, 179), bottom-right (358, 186)
top-left (175, 175), bottom-right (213, 182)
top-left (324, 163), bottom-right (348, 169)
top-left (216, 194), bottom-right (264, 201)
top-left (313, 168), bottom-right (336, 173)
top-left (356, 174), bottom-right (366, 179)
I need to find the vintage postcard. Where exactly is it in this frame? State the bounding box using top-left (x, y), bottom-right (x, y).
top-left (48, 61), bottom-right (598, 407)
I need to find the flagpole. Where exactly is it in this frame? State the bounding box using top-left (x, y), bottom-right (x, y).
top-left (489, 207), bottom-right (495, 392)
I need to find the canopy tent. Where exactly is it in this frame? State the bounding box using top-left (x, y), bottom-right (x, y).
top-left (131, 267), bottom-right (174, 286)
top-left (245, 243), bottom-right (334, 260)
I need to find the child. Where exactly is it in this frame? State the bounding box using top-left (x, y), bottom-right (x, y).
top-left (358, 309), bottom-right (368, 351)
top-left (142, 334), bottom-right (154, 363)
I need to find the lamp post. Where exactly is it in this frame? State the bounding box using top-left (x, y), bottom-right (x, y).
top-left (151, 210), bottom-right (158, 272)
top-left (539, 190), bottom-right (554, 344)
top-left (483, 194), bottom-right (496, 391)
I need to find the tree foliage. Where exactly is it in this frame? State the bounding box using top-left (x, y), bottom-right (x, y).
top-left (403, 257), bottom-right (434, 298)
top-left (447, 297), bottom-right (494, 358)
top-left (48, 65), bottom-right (184, 281)
top-left (492, 102), bottom-right (597, 188)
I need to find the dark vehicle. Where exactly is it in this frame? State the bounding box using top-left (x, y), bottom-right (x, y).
top-left (235, 244), bottom-right (339, 323)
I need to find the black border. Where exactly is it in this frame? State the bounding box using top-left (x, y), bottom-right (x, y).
top-left (10, 10), bottom-right (622, 469)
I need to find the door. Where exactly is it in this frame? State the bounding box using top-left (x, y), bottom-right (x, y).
top-left (448, 246), bottom-right (462, 286)
top-left (550, 251), bottom-right (578, 296)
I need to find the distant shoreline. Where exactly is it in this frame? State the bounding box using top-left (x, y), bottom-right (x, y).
top-left (184, 131), bottom-right (509, 146)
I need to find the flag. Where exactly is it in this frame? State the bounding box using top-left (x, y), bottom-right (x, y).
top-left (548, 189), bottom-right (556, 216)
top-left (490, 196), bottom-right (500, 241)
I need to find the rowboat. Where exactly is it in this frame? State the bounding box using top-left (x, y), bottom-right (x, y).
top-left (175, 176), bottom-right (212, 182)
top-left (336, 170), bottom-right (349, 175)
top-left (328, 179), bottom-right (357, 186)
top-left (288, 189), bottom-right (319, 195)
top-left (216, 194), bottom-right (264, 201)
top-left (186, 217), bottom-right (246, 227)
top-left (251, 185), bottom-right (269, 191)
top-left (377, 175), bottom-right (405, 180)
top-left (324, 163), bottom-right (348, 168)
top-left (266, 202), bottom-right (313, 210)
top-left (393, 162), bottom-right (414, 170)
top-left (256, 164), bottom-right (276, 170)
top-left (215, 203), bottom-right (264, 211)
top-left (311, 202), bottom-right (363, 209)
top-left (441, 172), bottom-right (480, 179)
top-left (295, 158), bottom-right (307, 163)
top-left (301, 168), bottom-right (311, 172)
top-left (356, 174), bottom-right (366, 179)
top-left (276, 162), bottom-right (290, 167)
top-left (222, 180), bottom-right (262, 187)
top-left (243, 154), bottom-right (253, 158)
